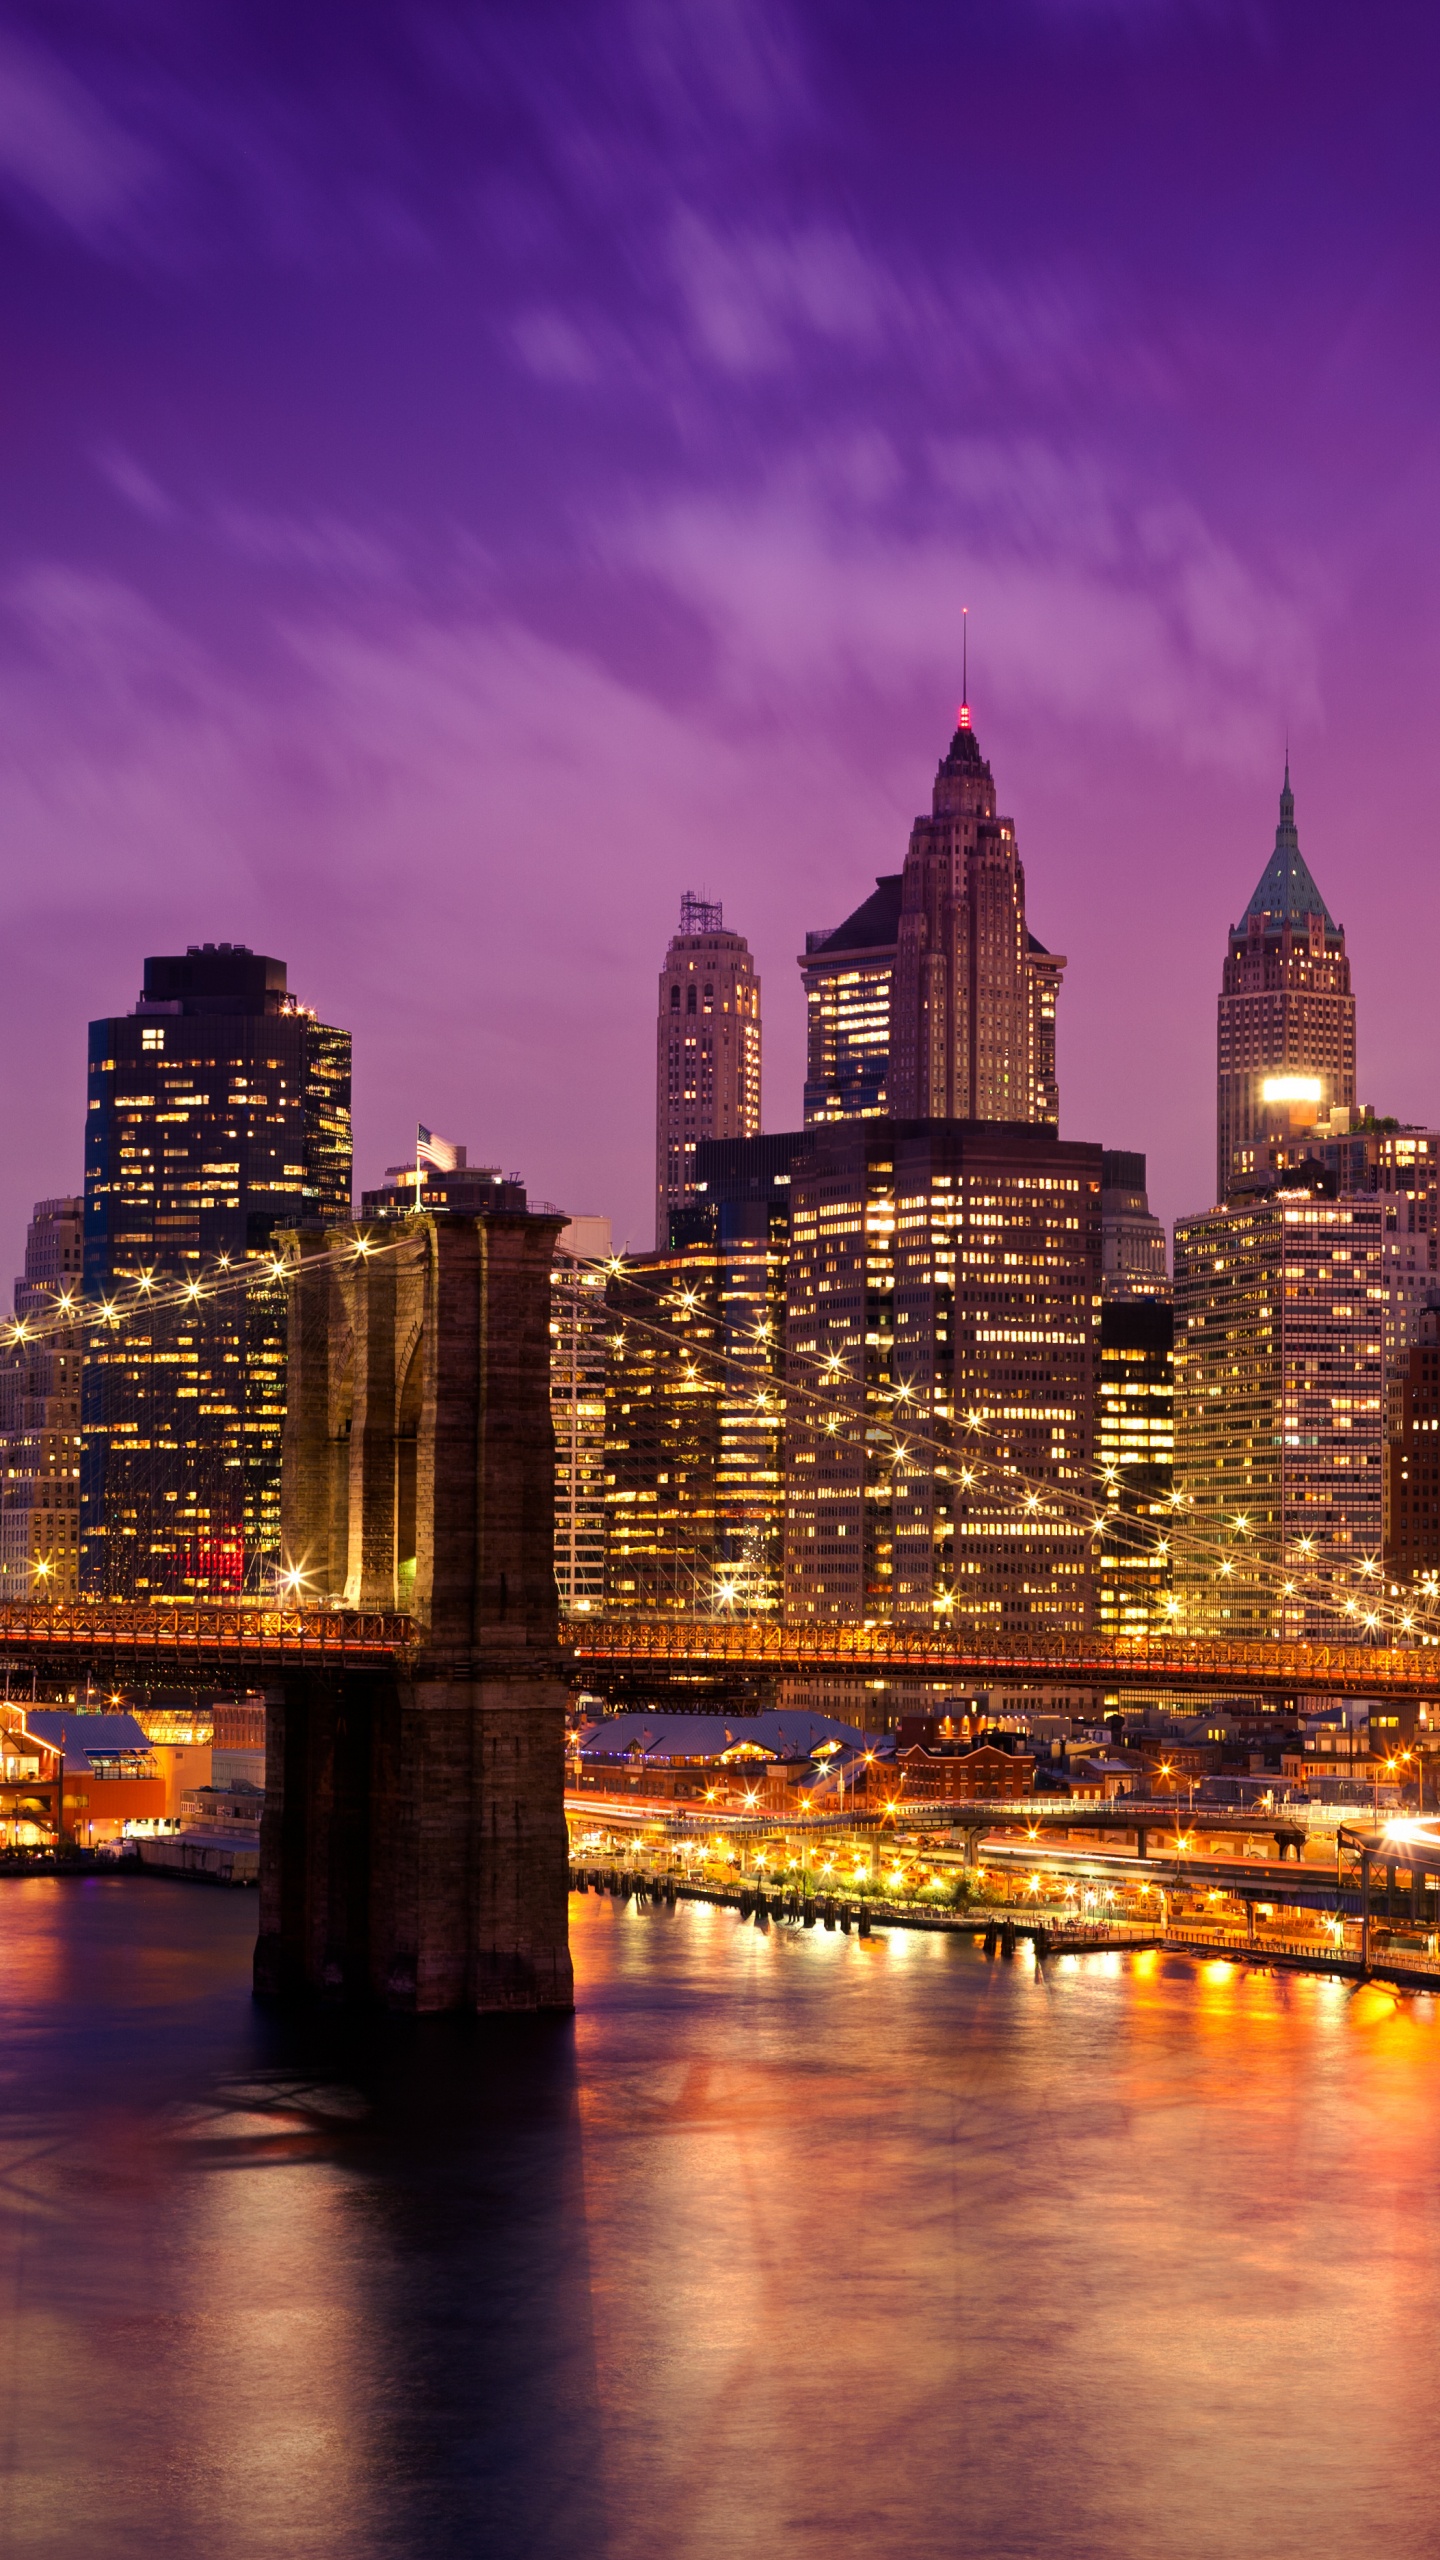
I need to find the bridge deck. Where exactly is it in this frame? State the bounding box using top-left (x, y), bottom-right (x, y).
top-left (0, 1602), bottom-right (413, 1675)
top-left (1, 1604), bottom-right (1437, 1701)
top-left (571, 1617), bottom-right (1440, 1699)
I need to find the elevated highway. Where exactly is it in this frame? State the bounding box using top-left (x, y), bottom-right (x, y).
top-left (564, 1790), bottom-right (1350, 1845)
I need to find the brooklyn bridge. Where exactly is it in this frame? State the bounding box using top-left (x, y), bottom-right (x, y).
top-left (6, 1207), bottom-right (1436, 2016)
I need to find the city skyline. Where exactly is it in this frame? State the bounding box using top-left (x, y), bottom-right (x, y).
top-left (5, 3), bottom-right (1440, 1281)
top-left (2, 728), bottom-right (1411, 1289)
top-left (9, 19), bottom-right (1440, 2558)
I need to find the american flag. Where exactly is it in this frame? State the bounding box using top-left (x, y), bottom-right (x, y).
top-left (416, 1123), bottom-right (461, 1173)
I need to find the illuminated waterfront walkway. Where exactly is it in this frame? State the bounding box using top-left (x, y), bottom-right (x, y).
top-left (567, 1793), bottom-right (1440, 1992)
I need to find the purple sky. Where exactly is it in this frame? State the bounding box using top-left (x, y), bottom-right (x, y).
top-left (3, 0), bottom-right (1440, 1276)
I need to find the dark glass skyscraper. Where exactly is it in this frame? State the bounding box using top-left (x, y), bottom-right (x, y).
top-left (81, 943), bottom-right (351, 1600)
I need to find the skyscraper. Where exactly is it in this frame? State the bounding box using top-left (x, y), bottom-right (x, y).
top-left (1216, 764), bottom-right (1355, 1200)
top-left (0, 1199), bottom-right (83, 1599)
top-left (799, 875), bottom-right (901, 1125)
top-left (654, 894), bottom-right (761, 1247)
top-left (1095, 1299), bottom-right (1174, 1640)
top-left (1173, 1182), bottom-right (1383, 1638)
top-left (604, 1225), bottom-right (786, 1613)
top-left (783, 1120), bottom-right (1101, 1635)
top-left (889, 708), bottom-right (1064, 1126)
top-left (1385, 1302), bottom-right (1440, 1592)
top-left (82, 943), bottom-right (351, 1600)
top-left (1288, 1120), bottom-right (1440, 1375)
top-left (551, 1214), bottom-right (612, 1616)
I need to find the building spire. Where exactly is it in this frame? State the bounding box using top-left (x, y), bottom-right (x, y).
top-left (958, 605), bottom-right (970, 730)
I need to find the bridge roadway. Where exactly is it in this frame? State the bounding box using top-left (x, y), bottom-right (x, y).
top-left (571, 1616), bottom-right (1440, 1702)
top-left (0, 1603), bottom-right (1436, 1704)
top-left (0, 1601), bottom-right (413, 1677)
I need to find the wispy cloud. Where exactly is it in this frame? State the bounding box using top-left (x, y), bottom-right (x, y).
top-left (607, 457), bottom-right (1324, 769)
top-left (510, 306), bottom-right (610, 386)
top-left (92, 445), bottom-right (179, 525)
top-left (625, 0), bottom-right (816, 144)
top-left (212, 508), bottom-right (401, 585)
top-left (0, 562), bottom-right (890, 1231)
top-left (0, 30), bottom-right (157, 242)
top-left (667, 212), bottom-right (894, 374)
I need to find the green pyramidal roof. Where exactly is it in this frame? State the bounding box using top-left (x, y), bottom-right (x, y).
top-left (1238, 764), bottom-right (1339, 934)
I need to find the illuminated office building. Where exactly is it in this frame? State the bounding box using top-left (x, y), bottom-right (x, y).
top-left (799, 875), bottom-right (901, 1124)
top-left (783, 1121), bottom-right (1102, 1635)
top-left (654, 894), bottom-right (761, 1247)
top-left (1173, 1184), bottom-right (1383, 1639)
top-left (551, 1214), bottom-right (612, 1615)
top-left (1216, 764), bottom-right (1355, 1199)
top-left (604, 1225), bottom-right (785, 1615)
top-left (82, 944), bottom-right (351, 1601)
top-left (1095, 1299), bottom-right (1174, 1639)
top-left (1232, 1115), bottom-right (1440, 1379)
top-left (1357, 1129), bottom-right (1440, 1372)
top-left (1298, 1122), bottom-right (1438, 1374)
top-left (888, 708), bottom-right (1064, 1127)
top-left (0, 1198), bottom-right (83, 1599)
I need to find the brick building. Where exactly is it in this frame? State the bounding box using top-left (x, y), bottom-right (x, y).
top-left (895, 1740), bottom-right (1037, 1802)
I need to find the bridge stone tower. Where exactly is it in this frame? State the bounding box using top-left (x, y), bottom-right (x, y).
top-left (253, 1211), bottom-right (574, 2014)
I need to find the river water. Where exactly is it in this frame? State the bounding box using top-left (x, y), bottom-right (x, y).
top-left (2, 1877), bottom-right (1439, 2559)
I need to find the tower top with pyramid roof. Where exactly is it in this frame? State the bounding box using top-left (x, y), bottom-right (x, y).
top-left (1230, 761), bottom-right (1342, 946)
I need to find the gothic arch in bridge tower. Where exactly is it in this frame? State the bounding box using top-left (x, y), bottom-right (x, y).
top-left (394, 1319), bottom-right (424, 1608)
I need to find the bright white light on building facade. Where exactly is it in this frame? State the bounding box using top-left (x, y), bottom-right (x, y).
top-left (1260, 1076), bottom-right (1323, 1105)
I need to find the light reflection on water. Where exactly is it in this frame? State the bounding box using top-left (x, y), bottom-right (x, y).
top-left (2, 1876), bottom-right (1440, 2558)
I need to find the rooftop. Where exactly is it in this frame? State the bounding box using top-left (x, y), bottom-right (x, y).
top-left (805, 874), bottom-right (902, 958)
top-left (575, 1710), bottom-right (890, 1763)
top-left (1234, 765), bottom-right (1341, 940)
top-left (25, 1709), bottom-right (152, 1760)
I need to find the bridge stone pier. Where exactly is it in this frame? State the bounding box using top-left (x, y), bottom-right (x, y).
top-left (253, 1212), bottom-right (574, 2015)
